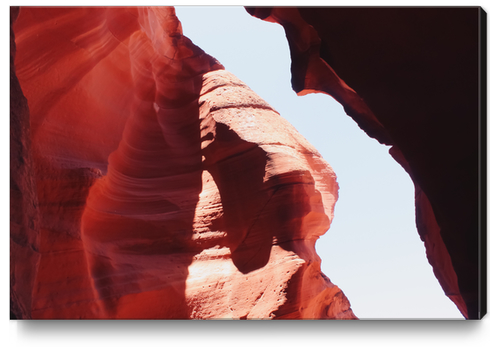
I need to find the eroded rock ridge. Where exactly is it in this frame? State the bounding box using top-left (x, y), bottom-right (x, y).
top-left (10, 6), bottom-right (356, 319)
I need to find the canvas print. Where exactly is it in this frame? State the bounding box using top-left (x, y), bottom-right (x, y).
top-left (10, 6), bottom-right (486, 320)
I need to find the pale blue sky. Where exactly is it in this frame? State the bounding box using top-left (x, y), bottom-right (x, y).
top-left (175, 5), bottom-right (464, 319)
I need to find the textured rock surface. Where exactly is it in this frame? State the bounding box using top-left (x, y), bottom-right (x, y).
top-left (246, 6), bottom-right (484, 319)
top-left (10, 6), bottom-right (41, 319)
top-left (10, 6), bottom-right (356, 319)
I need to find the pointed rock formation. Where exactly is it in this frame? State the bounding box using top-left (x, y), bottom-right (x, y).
top-left (11, 6), bottom-right (356, 319)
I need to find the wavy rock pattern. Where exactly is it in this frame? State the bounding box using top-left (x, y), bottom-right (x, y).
top-left (246, 6), bottom-right (484, 319)
top-left (11, 7), bottom-right (355, 319)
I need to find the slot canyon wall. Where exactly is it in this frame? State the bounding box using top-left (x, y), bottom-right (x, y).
top-left (10, 6), bottom-right (357, 319)
top-left (246, 7), bottom-right (485, 319)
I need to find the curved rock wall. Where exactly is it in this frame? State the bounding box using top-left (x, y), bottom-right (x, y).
top-left (10, 6), bottom-right (356, 319)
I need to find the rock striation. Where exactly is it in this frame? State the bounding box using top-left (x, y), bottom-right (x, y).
top-left (10, 6), bottom-right (356, 319)
top-left (246, 6), bottom-right (485, 319)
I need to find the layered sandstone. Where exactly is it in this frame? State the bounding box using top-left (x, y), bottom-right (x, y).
top-left (246, 6), bottom-right (484, 319)
top-left (10, 6), bottom-right (356, 319)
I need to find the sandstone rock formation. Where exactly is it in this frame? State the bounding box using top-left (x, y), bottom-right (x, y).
top-left (10, 6), bottom-right (41, 319)
top-left (10, 6), bottom-right (356, 319)
top-left (246, 6), bottom-right (485, 319)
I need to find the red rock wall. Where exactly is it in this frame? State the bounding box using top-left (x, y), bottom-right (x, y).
top-left (10, 6), bottom-right (356, 319)
top-left (246, 6), bottom-right (484, 319)
top-left (10, 6), bottom-right (41, 319)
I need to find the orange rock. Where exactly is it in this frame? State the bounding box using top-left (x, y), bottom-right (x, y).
top-left (11, 6), bottom-right (356, 319)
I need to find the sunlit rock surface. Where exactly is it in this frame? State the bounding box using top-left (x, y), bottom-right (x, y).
top-left (10, 6), bottom-right (356, 319)
top-left (246, 6), bottom-right (484, 319)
